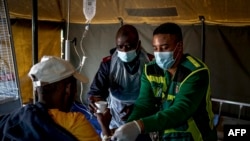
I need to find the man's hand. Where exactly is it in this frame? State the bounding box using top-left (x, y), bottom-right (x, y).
top-left (88, 95), bottom-right (103, 113)
top-left (95, 108), bottom-right (112, 137)
top-left (95, 108), bottom-right (112, 129)
top-left (111, 121), bottom-right (141, 141)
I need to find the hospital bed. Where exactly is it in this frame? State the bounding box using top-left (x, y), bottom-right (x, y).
top-left (212, 98), bottom-right (250, 140)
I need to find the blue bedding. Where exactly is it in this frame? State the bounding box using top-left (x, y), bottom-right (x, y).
top-left (70, 101), bottom-right (101, 135)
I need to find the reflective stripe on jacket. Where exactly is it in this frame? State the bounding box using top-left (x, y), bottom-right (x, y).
top-left (136, 54), bottom-right (216, 141)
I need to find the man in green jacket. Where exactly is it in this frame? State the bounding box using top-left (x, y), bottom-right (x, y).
top-left (111, 22), bottom-right (217, 141)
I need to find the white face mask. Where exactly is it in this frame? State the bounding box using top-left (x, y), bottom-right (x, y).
top-left (154, 51), bottom-right (175, 70)
top-left (117, 49), bottom-right (137, 62)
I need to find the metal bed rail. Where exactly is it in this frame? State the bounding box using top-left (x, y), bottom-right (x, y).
top-left (211, 98), bottom-right (250, 119)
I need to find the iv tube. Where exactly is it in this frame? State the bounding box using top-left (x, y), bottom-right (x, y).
top-left (77, 0), bottom-right (96, 105)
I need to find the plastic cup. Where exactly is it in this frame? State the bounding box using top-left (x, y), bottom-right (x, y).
top-left (95, 101), bottom-right (108, 113)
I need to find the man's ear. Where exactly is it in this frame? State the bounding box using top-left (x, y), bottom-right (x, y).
top-left (177, 41), bottom-right (183, 48)
top-left (138, 40), bottom-right (141, 47)
top-left (177, 41), bottom-right (183, 52)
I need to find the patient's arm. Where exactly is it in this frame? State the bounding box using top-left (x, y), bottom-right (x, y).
top-left (95, 108), bottom-right (112, 137)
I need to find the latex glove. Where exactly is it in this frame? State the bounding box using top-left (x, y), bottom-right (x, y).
top-left (111, 121), bottom-right (141, 141)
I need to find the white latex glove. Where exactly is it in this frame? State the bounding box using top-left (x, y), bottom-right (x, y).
top-left (111, 121), bottom-right (141, 141)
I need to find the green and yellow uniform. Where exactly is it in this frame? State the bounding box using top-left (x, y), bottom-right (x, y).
top-left (128, 54), bottom-right (217, 141)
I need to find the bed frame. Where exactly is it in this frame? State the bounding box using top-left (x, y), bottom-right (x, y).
top-left (211, 98), bottom-right (250, 140)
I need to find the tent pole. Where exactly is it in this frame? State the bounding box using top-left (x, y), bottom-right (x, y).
top-left (32, 0), bottom-right (38, 103)
top-left (199, 16), bottom-right (205, 62)
top-left (32, 0), bottom-right (38, 65)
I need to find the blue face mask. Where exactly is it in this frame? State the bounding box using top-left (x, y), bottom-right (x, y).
top-left (117, 49), bottom-right (137, 62)
top-left (154, 51), bottom-right (175, 70)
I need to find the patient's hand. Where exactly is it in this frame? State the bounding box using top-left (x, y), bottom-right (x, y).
top-left (88, 95), bottom-right (103, 113)
top-left (95, 108), bottom-right (112, 136)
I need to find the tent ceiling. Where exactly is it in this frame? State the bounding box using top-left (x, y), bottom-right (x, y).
top-left (7, 0), bottom-right (250, 26)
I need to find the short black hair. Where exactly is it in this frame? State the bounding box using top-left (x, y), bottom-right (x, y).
top-left (153, 22), bottom-right (183, 42)
top-left (116, 24), bottom-right (139, 41)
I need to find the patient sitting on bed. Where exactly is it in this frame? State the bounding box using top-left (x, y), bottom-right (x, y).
top-left (0, 56), bottom-right (101, 141)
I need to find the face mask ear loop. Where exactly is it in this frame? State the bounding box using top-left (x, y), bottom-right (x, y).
top-left (172, 42), bottom-right (183, 67)
top-left (173, 42), bottom-right (181, 59)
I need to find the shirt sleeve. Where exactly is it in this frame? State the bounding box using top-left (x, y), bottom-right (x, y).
top-left (87, 61), bottom-right (110, 99)
top-left (128, 67), bottom-right (160, 122)
top-left (48, 109), bottom-right (101, 141)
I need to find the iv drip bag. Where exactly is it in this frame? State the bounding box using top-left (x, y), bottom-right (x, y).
top-left (83, 0), bottom-right (96, 22)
